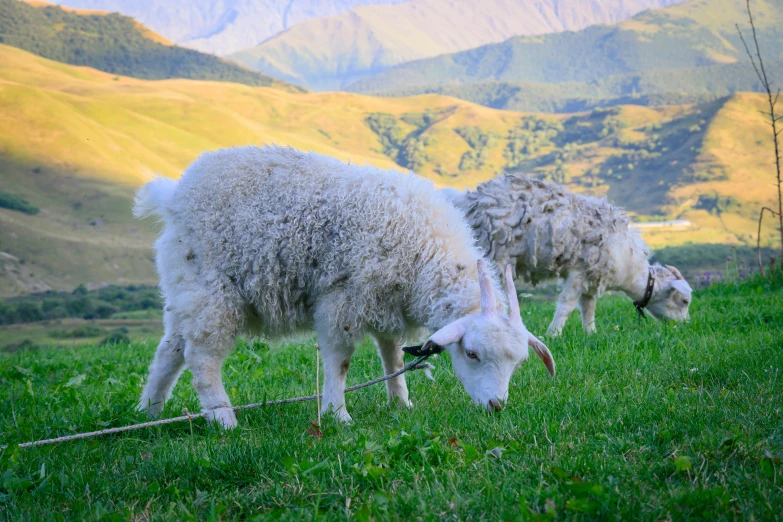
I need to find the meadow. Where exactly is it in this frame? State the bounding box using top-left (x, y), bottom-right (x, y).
top-left (0, 272), bottom-right (781, 520)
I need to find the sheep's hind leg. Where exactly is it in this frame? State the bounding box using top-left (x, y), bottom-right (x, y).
top-left (138, 330), bottom-right (186, 418)
top-left (578, 294), bottom-right (598, 334)
top-left (184, 339), bottom-right (237, 429)
top-left (374, 336), bottom-right (412, 408)
top-left (547, 275), bottom-right (584, 336)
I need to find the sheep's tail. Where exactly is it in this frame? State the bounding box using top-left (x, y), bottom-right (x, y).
top-left (133, 176), bottom-right (178, 219)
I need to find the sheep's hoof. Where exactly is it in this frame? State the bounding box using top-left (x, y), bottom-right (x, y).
top-left (206, 407), bottom-right (238, 430)
top-left (389, 396), bottom-right (413, 409)
top-left (323, 405), bottom-right (353, 424)
top-left (137, 398), bottom-right (164, 418)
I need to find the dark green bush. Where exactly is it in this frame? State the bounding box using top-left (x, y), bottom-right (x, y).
top-left (100, 329), bottom-right (131, 346)
top-left (0, 285), bottom-right (161, 325)
top-left (49, 325), bottom-right (103, 339)
top-left (0, 190), bottom-right (38, 215)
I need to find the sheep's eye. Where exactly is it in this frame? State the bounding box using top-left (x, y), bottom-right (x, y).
top-left (683, 299), bottom-right (689, 306)
top-left (466, 350), bottom-right (479, 360)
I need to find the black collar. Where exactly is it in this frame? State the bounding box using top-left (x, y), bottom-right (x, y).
top-left (633, 267), bottom-right (655, 320)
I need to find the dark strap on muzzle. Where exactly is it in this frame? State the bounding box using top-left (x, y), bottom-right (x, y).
top-left (402, 342), bottom-right (445, 357)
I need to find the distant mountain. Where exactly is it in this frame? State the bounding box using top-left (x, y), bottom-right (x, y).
top-left (0, 0), bottom-right (299, 89)
top-left (48, 0), bottom-right (410, 55)
top-left (228, 0), bottom-right (685, 91)
top-left (366, 59), bottom-right (783, 113)
top-left (346, 0), bottom-right (783, 103)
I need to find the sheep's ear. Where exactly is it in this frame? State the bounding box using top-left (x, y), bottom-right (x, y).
top-left (427, 317), bottom-right (468, 348)
top-left (504, 265), bottom-right (521, 325)
top-left (477, 259), bottom-right (498, 315)
top-left (665, 265), bottom-right (684, 280)
top-left (671, 279), bottom-right (692, 295)
top-left (529, 334), bottom-right (555, 377)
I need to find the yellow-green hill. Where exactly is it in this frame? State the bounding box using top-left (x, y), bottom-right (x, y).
top-left (0, 45), bottom-right (779, 296)
top-left (0, 0), bottom-right (298, 90)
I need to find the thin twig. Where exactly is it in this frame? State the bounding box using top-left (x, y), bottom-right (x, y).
top-left (756, 207), bottom-right (781, 274)
top-left (315, 343), bottom-right (321, 429)
top-left (736, 24), bottom-right (764, 85)
top-left (738, 0), bottom-right (783, 260)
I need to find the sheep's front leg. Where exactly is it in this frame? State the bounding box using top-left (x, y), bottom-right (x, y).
top-left (374, 336), bottom-right (412, 408)
top-left (319, 338), bottom-right (356, 423)
top-left (185, 341), bottom-right (237, 429)
top-left (547, 274), bottom-right (585, 336)
top-left (138, 332), bottom-right (186, 417)
top-left (578, 294), bottom-right (598, 334)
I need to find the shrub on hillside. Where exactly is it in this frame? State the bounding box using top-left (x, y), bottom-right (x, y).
top-left (100, 328), bottom-right (131, 347)
top-left (49, 325), bottom-right (103, 339)
top-left (0, 285), bottom-right (161, 325)
top-left (0, 190), bottom-right (39, 215)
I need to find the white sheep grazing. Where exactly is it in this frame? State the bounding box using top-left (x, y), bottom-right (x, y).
top-left (444, 173), bottom-right (692, 336)
top-left (134, 146), bottom-right (555, 429)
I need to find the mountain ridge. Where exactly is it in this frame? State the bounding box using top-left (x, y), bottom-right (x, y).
top-left (345, 0), bottom-right (783, 102)
top-left (48, 0), bottom-right (410, 55)
top-left (363, 59), bottom-right (781, 113)
top-left (229, 0), bottom-right (685, 91)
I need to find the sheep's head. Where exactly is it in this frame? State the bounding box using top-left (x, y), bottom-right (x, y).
top-left (422, 260), bottom-right (555, 412)
top-left (645, 264), bottom-right (692, 322)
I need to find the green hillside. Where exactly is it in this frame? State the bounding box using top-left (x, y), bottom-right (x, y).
top-left (346, 0), bottom-right (783, 106)
top-left (0, 0), bottom-right (301, 90)
top-left (368, 59), bottom-right (783, 113)
top-left (0, 45), bottom-right (780, 297)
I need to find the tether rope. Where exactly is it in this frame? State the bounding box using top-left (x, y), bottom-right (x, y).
top-left (0, 355), bottom-right (434, 450)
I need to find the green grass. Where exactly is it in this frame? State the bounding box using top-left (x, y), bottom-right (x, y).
top-left (1, 274), bottom-right (781, 520)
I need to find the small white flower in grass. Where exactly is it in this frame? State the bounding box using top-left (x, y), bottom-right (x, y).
top-left (690, 368), bottom-right (697, 373)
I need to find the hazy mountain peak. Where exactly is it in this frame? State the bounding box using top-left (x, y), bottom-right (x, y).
top-left (47, 0), bottom-right (411, 55)
top-left (228, 0), bottom-right (686, 91)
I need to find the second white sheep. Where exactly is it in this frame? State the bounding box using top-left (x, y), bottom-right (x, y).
top-left (444, 174), bottom-right (692, 335)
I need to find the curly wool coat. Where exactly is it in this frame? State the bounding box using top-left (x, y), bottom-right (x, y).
top-left (445, 173), bottom-right (692, 334)
top-left (133, 145), bottom-right (551, 428)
